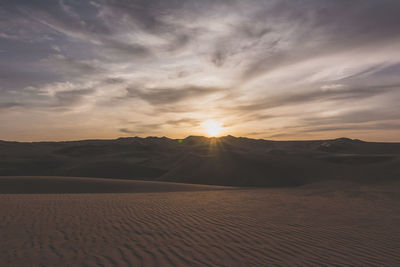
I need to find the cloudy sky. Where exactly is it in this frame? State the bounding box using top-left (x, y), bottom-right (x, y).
top-left (1, 0), bottom-right (400, 141)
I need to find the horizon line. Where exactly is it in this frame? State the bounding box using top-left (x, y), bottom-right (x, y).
top-left (2, 135), bottom-right (399, 143)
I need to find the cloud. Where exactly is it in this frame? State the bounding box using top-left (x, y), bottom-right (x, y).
top-left (41, 54), bottom-right (103, 77)
top-left (0, 81), bottom-right (98, 112)
top-left (0, 102), bottom-right (21, 110)
top-left (230, 84), bottom-right (399, 112)
top-left (119, 128), bottom-right (134, 134)
top-left (1, 0), bottom-right (400, 141)
top-left (165, 118), bottom-right (201, 126)
top-left (126, 85), bottom-right (222, 105)
top-left (102, 40), bottom-right (152, 58)
top-left (301, 122), bottom-right (400, 133)
top-left (320, 84), bottom-right (347, 91)
top-left (303, 108), bottom-right (400, 126)
top-left (238, 0), bottom-right (400, 81)
top-left (53, 88), bottom-right (95, 108)
top-left (119, 123), bottom-right (162, 135)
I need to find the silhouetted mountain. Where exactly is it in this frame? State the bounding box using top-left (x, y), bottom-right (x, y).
top-left (1, 136), bottom-right (399, 187)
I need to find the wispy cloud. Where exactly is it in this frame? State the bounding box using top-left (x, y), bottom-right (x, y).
top-left (126, 85), bottom-right (223, 105)
top-left (1, 0), bottom-right (400, 141)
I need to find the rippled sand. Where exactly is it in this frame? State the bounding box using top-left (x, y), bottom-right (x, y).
top-left (1, 178), bottom-right (399, 266)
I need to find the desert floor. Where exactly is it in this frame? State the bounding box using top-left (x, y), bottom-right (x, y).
top-left (0, 177), bottom-right (399, 266)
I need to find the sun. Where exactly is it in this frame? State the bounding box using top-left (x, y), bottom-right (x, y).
top-left (202, 120), bottom-right (223, 137)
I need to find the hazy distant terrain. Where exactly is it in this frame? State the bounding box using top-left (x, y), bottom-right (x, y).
top-left (1, 136), bottom-right (399, 186)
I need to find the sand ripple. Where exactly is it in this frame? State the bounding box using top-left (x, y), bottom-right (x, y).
top-left (1, 187), bottom-right (399, 266)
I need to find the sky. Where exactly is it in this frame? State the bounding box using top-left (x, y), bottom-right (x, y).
top-left (1, 0), bottom-right (400, 141)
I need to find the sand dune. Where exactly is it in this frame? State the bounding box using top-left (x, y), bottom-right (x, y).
top-left (0, 177), bottom-right (399, 266)
top-left (1, 136), bottom-right (399, 265)
top-left (0, 176), bottom-right (233, 194)
top-left (1, 136), bottom-right (400, 187)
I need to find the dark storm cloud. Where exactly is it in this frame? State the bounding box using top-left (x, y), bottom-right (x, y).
top-left (126, 86), bottom-right (222, 105)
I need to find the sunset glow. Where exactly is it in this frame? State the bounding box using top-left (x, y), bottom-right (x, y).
top-left (0, 1), bottom-right (399, 141)
top-left (203, 120), bottom-right (223, 137)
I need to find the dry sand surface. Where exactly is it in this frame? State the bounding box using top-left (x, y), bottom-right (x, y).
top-left (0, 177), bottom-right (399, 266)
top-left (0, 176), bottom-right (233, 194)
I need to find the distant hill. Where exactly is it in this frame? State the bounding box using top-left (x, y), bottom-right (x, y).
top-left (1, 136), bottom-right (399, 187)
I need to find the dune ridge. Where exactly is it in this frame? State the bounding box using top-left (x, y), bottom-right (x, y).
top-left (1, 136), bottom-right (399, 187)
top-left (0, 176), bottom-right (234, 194)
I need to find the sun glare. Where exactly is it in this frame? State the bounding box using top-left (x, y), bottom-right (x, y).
top-left (203, 120), bottom-right (223, 137)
